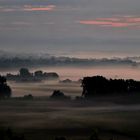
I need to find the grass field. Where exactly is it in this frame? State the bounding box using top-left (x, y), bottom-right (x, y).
top-left (9, 81), bottom-right (82, 98)
top-left (0, 96), bottom-right (140, 140)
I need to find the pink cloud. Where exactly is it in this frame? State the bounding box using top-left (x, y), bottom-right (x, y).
top-left (0, 5), bottom-right (56, 12)
top-left (101, 23), bottom-right (135, 27)
top-left (23, 5), bottom-right (56, 11)
top-left (79, 21), bottom-right (112, 25)
top-left (97, 18), bottom-right (121, 22)
top-left (79, 20), bottom-right (136, 27)
top-left (78, 16), bottom-right (140, 28)
top-left (126, 18), bottom-right (140, 22)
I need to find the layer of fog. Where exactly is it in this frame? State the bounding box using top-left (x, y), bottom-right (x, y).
top-left (7, 66), bottom-right (140, 97)
top-left (1, 51), bottom-right (140, 97)
top-left (0, 50), bottom-right (139, 70)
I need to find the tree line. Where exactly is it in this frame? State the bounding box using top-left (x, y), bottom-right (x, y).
top-left (6, 68), bottom-right (59, 82)
top-left (1, 74), bottom-right (140, 100)
top-left (82, 76), bottom-right (140, 98)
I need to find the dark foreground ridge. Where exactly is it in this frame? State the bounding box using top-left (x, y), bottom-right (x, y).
top-left (0, 127), bottom-right (136, 140)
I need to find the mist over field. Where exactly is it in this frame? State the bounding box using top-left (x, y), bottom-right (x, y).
top-left (0, 51), bottom-right (139, 98)
top-left (0, 0), bottom-right (140, 139)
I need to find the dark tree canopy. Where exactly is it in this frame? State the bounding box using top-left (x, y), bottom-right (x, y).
top-left (50, 90), bottom-right (65, 99)
top-left (82, 76), bottom-right (140, 98)
top-left (6, 68), bottom-right (59, 82)
top-left (34, 70), bottom-right (43, 77)
top-left (50, 90), bottom-right (70, 100)
top-left (0, 76), bottom-right (6, 85)
top-left (19, 68), bottom-right (31, 77)
top-left (0, 76), bottom-right (12, 98)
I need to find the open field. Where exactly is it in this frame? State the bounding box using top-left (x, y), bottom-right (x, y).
top-left (9, 81), bottom-right (82, 98)
top-left (0, 97), bottom-right (140, 140)
top-left (2, 77), bottom-right (140, 140)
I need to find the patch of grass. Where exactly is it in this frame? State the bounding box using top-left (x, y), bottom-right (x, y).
top-left (0, 99), bottom-right (139, 139)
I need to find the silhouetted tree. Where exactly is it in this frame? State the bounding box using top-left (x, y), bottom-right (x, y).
top-left (50, 90), bottom-right (65, 100)
top-left (19, 68), bottom-right (31, 77)
top-left (50, 90), bottom-right (70, 100)
top-left (82, 75), bottom-right (140, 98)
top-left (82, 76), bottom-right (109, 97)
top-left (44, 72), bottom-right (59, 80)
top-left (0, 76), bottom-right (12, 98)
top-left (0, 76), bottom-right (6, 84)
top-left (34, 70), bottom-right (43, 77)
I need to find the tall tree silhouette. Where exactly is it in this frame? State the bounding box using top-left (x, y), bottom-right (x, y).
top-left (0, 76), bottom-right (12, 98)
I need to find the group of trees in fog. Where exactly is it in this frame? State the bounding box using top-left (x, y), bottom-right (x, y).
top-left (2, 72), bottom-right (140, 100)
top-left (6, 68), bottom-right (59, 82)
top-left (82, 76), bottom-right (140, 98)
top-left (0, 76), bottom-right (12, 98)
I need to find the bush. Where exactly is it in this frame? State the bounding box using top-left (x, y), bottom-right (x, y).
top-left (50, 90), bottom-right (70, 100)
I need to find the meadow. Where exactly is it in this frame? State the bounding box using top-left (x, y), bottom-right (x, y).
top-left (9, 81), bottom-right (82, 98)
top-left (1, 66), bottom-right (140, 140)
top-left (0, 95), bottom-right (140, 140)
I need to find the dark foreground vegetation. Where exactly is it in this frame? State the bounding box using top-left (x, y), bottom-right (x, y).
top-left (1, 127), bottom-right (134, 140)
top-left (0, 97), bottom-right (139, 140)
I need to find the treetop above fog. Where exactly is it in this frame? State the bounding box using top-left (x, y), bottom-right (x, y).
top-left (6, 68), bottom-right (59, 82)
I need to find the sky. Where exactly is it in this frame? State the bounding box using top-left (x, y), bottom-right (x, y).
top-left (0, 0), bottom-right (140, 58)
